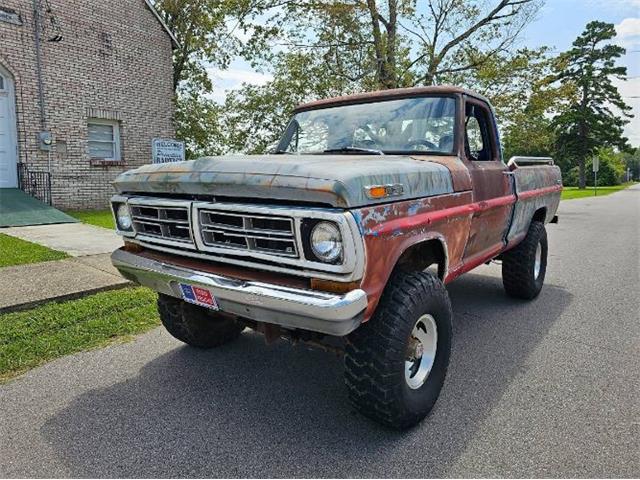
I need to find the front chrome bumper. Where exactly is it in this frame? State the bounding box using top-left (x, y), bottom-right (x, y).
top-left (111, 249), bottom-right (367, 336)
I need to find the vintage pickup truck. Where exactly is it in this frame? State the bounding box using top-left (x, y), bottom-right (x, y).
top-left (110, 86), bottom-right (561, 429)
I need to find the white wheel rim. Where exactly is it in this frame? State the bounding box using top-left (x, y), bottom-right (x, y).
top-left (534, 243), bottom-right (542, 280)
top-left (405, 314), bottom-right (438, 390)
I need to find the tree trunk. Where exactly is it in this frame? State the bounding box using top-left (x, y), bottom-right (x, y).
top-left (384, 0), bottom-right (398, 88)
top-left (578, 157), bottom-right (586, 189)
top-left (578, 86), bottom-right (589, 189)
top-left (366, 0), bottom-right (387, 89)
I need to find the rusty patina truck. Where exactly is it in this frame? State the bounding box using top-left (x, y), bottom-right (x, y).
top-left (110, 86), bottom-right (561, 429)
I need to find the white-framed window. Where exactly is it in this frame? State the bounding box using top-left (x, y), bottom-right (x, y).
top-left (88, 118), bottom-right (121, 160)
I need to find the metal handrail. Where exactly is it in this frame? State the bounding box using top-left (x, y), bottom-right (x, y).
top-left (17, 163), bottom-right (52, 205)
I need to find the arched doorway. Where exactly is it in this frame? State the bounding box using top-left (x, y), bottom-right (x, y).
top-left (0, 64), bottom-right (18, 188)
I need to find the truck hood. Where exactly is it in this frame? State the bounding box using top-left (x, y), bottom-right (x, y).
top-left (113, 154), bottom-right (454, 208)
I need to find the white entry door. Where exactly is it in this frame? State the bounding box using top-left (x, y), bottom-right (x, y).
top-left (0, 67), bottom-right (18, 188)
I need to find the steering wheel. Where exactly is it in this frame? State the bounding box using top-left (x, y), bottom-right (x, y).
top-left (355, 139), bottom-right (382, 149)
top-left (405, 139), bottom-right (438, 151)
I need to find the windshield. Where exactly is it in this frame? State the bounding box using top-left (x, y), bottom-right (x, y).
top-left (277, 96), bottom-right (457, 155)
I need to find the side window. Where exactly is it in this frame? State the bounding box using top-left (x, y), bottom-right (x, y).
top-left (0, 74), bottom-right (5, 91)
top-left (465, 103), bottom-right (495, 161)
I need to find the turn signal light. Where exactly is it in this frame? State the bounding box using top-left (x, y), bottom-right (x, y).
top-left (368, 186), bottom-right (388, 198)
top-left (365, 183), bottom-right (405, 199)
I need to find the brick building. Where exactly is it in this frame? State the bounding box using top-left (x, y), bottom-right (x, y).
top-left (0, 0), bottom-right (176, 209)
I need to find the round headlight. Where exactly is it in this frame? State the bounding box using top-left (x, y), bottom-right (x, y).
top-left (116, 204), bottom-right (132, 230)
top-left (310, 221), bottom-right (343, 263)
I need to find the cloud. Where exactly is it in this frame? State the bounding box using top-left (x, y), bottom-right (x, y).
top-left (210, 68), bottom-right (274, 86)
top-left (614, 77), bottom-right (640, 146)
top-left (205, 65), bottom-right (274, 104)
top-left (615, 17), bottom-right (640, 39)
top-left (588, 0), bottom-right (640, 8)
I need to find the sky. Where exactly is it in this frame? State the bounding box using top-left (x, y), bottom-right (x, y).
top-left (208, 0), bottom-right (640, 145)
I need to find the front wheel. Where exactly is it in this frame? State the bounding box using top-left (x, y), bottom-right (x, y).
top-left (502, 221), bottom-right (548, 300)
top-left (344, 271), bottom-right (453, 430)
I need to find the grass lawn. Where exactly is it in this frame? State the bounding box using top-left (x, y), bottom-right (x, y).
top-left (0, 233), bottom-right (69, 268)
top-left (65, 209), bottom-right (115, 229)
top-left (0, 287), bottom-right (160, 382)
top-left (561, 182), bottom-right (637, 200)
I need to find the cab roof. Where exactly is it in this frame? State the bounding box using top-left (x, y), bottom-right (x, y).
top-left (294, 85), bottom-right (491, 112)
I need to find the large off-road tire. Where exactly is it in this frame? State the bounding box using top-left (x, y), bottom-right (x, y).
top-left (344, 271), bottom-right (453, 430)
top-left (502, 221), bottom-right (548, 300)
top-left (157, 293), bottom-right (244, 348)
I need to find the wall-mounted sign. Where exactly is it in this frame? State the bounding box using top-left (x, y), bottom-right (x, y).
top-left (0, 7), bottom-right (22, 25)
top-left (152, 138), bottom-right (185, 164)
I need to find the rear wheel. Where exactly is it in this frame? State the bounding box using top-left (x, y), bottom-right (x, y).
top-left (502, 221), bottom-right (548, 299)
top-left (157, 294), bottom-right (244, 348)
top-left (344, 271), bottom-right (452, 430)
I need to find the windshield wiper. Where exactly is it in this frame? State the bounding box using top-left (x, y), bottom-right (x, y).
top-left (323, 146), bottom-right (384, 155)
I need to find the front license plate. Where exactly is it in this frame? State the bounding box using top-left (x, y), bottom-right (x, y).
top-left (179, 283), bottom-right (219, 310)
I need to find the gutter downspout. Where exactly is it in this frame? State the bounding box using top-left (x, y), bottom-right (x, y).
top-left (32, 0), bottom-right (52, 174)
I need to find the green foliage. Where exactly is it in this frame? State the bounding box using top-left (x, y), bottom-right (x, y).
top-left (153, 3), bottom-right (637, 170)
top-left (214, 52), bottom-right (356, 154)
top-left (622, 148), bottom-right (640, 181)
top-left (564, 147), bottom-right (627, 186)
top-left (153, 0), bottom-right (280, 92)
top-left (0, 234), bottom-right (68, 268)
top-left (153, 0), bottom-right (283, 155)
top-left (175, 91), bottom-right (225, 158)
top-left (552, 21), bottom-right (633, 188)
top-left (275, 0), bottom-right (543, 90)
top-left (154, 0), bottom-right (546, 154)
top-left (0, 287), bottom-right (160, 382)
top-left (459, 47), bottom-right (569, 159)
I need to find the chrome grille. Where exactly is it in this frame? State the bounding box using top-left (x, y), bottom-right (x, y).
top-left (198, 209), bottom-right (297, 257)
top-left (130, 205), bottom-right (194, 246)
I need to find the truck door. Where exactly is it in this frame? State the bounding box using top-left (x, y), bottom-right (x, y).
top-left (461, 97), bottom-right (514, 264)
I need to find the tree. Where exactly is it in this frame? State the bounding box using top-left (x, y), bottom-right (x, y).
top-left (622, 148), bottom-right (640, 181)
top-left (154, 0), bottom-right (280, 92)
top-left (552, 21), bottom-right (633, 189)
top-left (174, 90), bottom-right (225, 158)
top-left (564, 147), bottom-right (626, 186)
top-left (211, 0), bottom-right (547, 154)
top-left (152, 0), bottom-right (283, 155)
top-left (278, 0), bottom-right (543, 90)
top-left (493, 48), bottom-right (577, 160)
top-left (213, 52), bottom-right (355, 154)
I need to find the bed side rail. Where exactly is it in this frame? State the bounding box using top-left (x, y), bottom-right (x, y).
top-left (507, 156), bottom-right (554, 168)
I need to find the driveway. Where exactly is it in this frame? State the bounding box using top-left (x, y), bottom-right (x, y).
top-left (1, 185), bottom-right (638, 477)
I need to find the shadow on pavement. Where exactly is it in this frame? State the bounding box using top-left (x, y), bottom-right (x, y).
top-left (41, 271), bottom-right (572, 477)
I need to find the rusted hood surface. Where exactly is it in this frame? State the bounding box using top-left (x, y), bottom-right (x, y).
top-left (113, 154), bottom-right (454, 208)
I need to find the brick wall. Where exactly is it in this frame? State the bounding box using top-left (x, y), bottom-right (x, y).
top-left (0, 0), bottom-right (175, 209)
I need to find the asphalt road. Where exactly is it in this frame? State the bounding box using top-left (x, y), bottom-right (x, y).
top-left (1, 185), bottom-right (639, 478)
